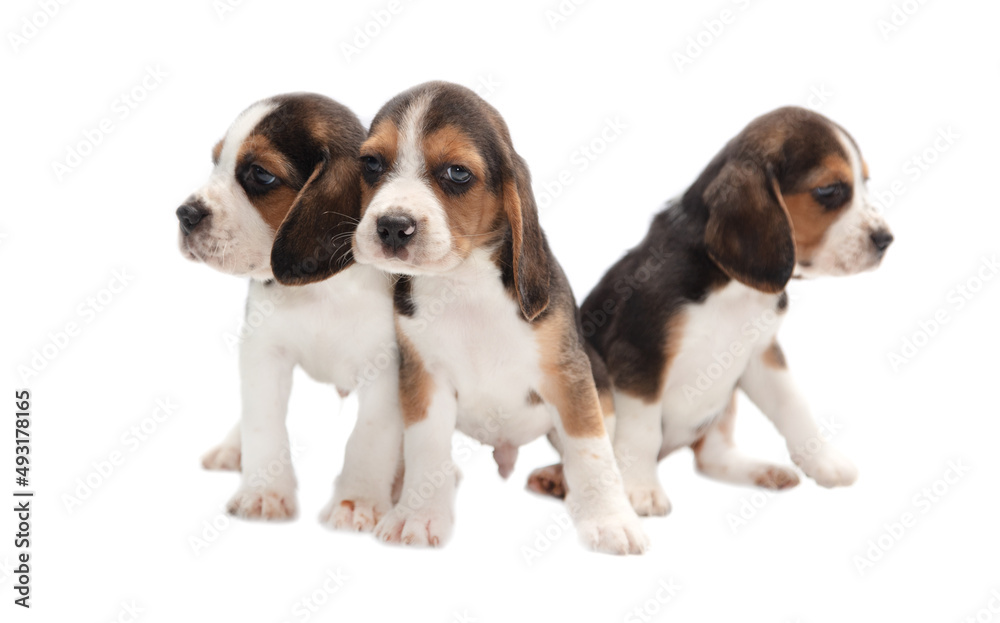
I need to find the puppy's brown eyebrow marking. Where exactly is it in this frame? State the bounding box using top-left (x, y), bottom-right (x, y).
top-left (421, 125), bottom-right (486, 178)
top-left (795, 154), bottom-right (853, 190)
top-left (237, 134), bottom-right (300, 186)
top-left (361, 119), bottom-right (399, 163)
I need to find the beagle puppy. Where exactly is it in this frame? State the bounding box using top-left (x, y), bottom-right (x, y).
top-left (273, 82), bottom-right (647, 554)
top-left (531, 107), bottom-right (893, 515)
top-left (177, 93), bottom-right (403, 530)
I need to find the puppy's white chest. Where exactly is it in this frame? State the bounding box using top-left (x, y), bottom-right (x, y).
top-left (659, 282), bottom-right (784, 443)
top-left (400, 258), bottom-right (551, 447)
top-left (247, 265), bottom-right (395, 389)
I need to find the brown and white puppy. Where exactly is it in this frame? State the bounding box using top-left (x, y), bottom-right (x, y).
top-left (274, 82), bottom-right (648, 554)
top-left (177, 93), bottom-right (403, 530)
top-left (531, 107), bottom-right (893, 515)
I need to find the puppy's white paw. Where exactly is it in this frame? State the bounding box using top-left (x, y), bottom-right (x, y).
top-left (624, 481), bottom-right (672, 517)
top-left (201, 444), bottom-right (241, 471)
top-left (574, 507), bottom-right (649, 555)
top-left (226, 483), bottom-right (297, 520)
top-left (319, 497), bottom-right (388, 533)
top-left (794, 446), bottom-right (858, 488)
top-left (751, 464), bottom-right (801, 490)
top-left (373, 504), bottom-right (453, 547)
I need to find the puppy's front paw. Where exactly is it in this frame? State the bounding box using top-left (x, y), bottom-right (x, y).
top-left (793, 445), bottom-right (858, 488)
top-left (574, 507), bottom-right (649, 555)
top-left (226, 483), bottom-right (297, 520)
top-left (624, 481), bottom-right (672, 517)
top-left (319, 497), bottom-right (388, 533)
top-left (201, 444), bottom-right (241, 471)
top-left (373, 505), bottom-right (453, 547)
top-left (752, 465), bottom-right (801, 490)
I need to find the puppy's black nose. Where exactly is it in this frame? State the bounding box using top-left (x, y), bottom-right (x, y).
top-left (377, 215), bottom-right (416, 251)
top-left (176, 204), bottom-right (207, 235)
top-left (871, 229), bottom-right (894, 252)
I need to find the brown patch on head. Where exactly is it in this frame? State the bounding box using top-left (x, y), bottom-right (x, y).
top-left (526, 390), bottom-right (544, 406)
top-left (535, 307), bottom-right (606, 438)
top-left (795, 154), bottom-right (853, 189)
top-left (420, 124), bottom-right (503, 255)
top-left (248, 184), bottom-right (298, 232)
top-left (236, 133), bottom-right (302, 232)
top-left (762, 340), bottom-right (787, 369)
top-left (422, 125), bottom-right (487, 182)
top-left (781, 154), bottom-right (853, 259)
top-left (397, 327), bottom-right (435, 427)
top-left (212, 139), bottom-right (223, 165)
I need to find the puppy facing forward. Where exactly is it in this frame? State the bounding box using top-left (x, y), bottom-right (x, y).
top-left (274, 81), bottom-right (647, 554)
top-left (534, 107), bottom-right (893, 516)
top-left (177, 93), bottom-right (403, 530)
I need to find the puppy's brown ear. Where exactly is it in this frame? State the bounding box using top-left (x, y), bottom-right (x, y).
top-left (271, 152), bottom-right (362, 285)
top-left (502, 155), bottom-right (551, 321)
top-left (703, 160), bottom-right (795, 293)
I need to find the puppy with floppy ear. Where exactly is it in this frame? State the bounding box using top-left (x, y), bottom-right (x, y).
top-left (177, 93), bottom-right (403, 530)
top-left (531, 107), bottom-right (893, 515)
top-left (332, 81), bottom-right (646, 554)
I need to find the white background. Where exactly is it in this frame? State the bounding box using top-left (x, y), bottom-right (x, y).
top-left (2, 0), bottom-right (999, 621)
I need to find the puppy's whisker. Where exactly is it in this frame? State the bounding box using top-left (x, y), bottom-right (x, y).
top-left (321, 211), bottom-right (361, 224)
top-left (452, 232), bottom-right (499, 239)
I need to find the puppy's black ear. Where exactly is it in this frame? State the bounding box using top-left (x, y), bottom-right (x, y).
top-left (703, 160), bottom-right (795, 293)
top-left (502, 154), bottom-right (550, 321)
top-left (271, 152), bottom-right (362, 285)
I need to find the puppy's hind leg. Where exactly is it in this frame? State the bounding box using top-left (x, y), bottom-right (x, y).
top-left (526, 429), bottom-right (567, 499)
top-left (691, 392), bottom-right (800, 490)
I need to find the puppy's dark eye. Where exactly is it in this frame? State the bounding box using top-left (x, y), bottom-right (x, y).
top-left (812, 182), bottom-right (850, 209)
top-left (251, 165), bottom-right (276, 186)
top-left (362, 156), bottom-right (383, 174)
top-left (446, 165), bottom-right (472, 184)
